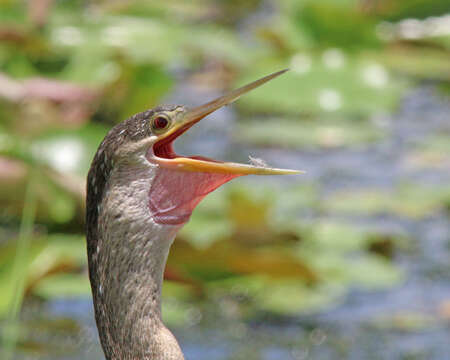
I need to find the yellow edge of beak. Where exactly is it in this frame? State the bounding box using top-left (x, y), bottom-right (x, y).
top-left (156, 157), bottom-right (304, 175)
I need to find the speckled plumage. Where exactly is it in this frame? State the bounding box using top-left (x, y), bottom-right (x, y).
top-left (86, 70), bottom-right (294, 360)
top-left (86, 106), bottom-right (185, 360)
top-left (87, 106), bottom-right (175, 256)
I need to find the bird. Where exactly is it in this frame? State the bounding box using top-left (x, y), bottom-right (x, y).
top-left (86, 69), bottom-right (300, 360)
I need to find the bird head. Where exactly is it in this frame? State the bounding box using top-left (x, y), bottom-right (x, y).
top-left (87, 70), bottom-right (300, 227)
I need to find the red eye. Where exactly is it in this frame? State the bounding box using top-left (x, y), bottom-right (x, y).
top-left (152, 116), bottom-right (169, 131)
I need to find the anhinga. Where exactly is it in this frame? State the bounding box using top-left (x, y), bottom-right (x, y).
top-left (86, 70), bottom-right (299, 360)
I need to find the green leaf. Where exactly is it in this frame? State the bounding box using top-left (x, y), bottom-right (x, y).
top-left (294, 2), bottom-right (379, 49)
top-left (371, 312), bottom-right (437, 332)
top-left (379, 46), bottom-right (450, 81)
top-left (0, 234), bottom-right (87, 315)
top-left (323, 184), bottom-right (450, 218)
top-left (236, 117), bottom-right (386, 149)
top-left (33, 274), bottom-right (90, 299)
top-left (237, 55), bottom-right (406, 115)
top-left (256, 280), bottom-right (344, 315)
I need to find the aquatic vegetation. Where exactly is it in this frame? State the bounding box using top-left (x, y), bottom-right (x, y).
top-left (0, 0), bottom-right (449, 359)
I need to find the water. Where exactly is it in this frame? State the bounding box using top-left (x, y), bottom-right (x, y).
top-left (10, 86), bottom-right (449, 359)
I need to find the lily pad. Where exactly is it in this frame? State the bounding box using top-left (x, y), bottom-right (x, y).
top-left (306, 221), bottom-right (368, 253)
top-left (370, 312), bottom-right (437, 332)
top-left (256, 281), bottom-right (344, 315)
top-left (236, 53), bottom-right (406, 115)
top-left (293, 1), bottom-right (379, 49)
top-left (236, 117), bottom-right (386, 149)
top-left (379, 46), bottom-right (450, 81)
top-left (324, 184), bottom-right (450, 219)
top-left (405, 133), bottom-right (450, 170)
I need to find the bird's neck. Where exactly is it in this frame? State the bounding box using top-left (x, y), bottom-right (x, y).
top-left (88, 163), bottom-right (185, 360)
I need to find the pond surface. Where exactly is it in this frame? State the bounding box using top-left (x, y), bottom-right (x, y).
top-left (12, 86), bottom-right (450, 360)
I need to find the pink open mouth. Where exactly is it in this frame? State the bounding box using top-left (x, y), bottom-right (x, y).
top-left (152, 123), bottom-right (221, 164)
top-left (147, 69), bottom-right (300, 225)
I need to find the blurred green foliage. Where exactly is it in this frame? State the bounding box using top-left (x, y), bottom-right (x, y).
top-left (0, 0), bottom-right (449, 357)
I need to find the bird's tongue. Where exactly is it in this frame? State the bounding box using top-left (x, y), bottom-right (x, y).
top-left (149, 167), bottom-right (240, 225)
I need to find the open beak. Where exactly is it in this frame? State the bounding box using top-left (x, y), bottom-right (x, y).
top-left (153, 69), bottom-right (302, 175)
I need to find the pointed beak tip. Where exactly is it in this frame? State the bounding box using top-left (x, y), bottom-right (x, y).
top-left (271, 168), bottom-right (305, 175)
top-left (245, 166), bottom-right (305, 176)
